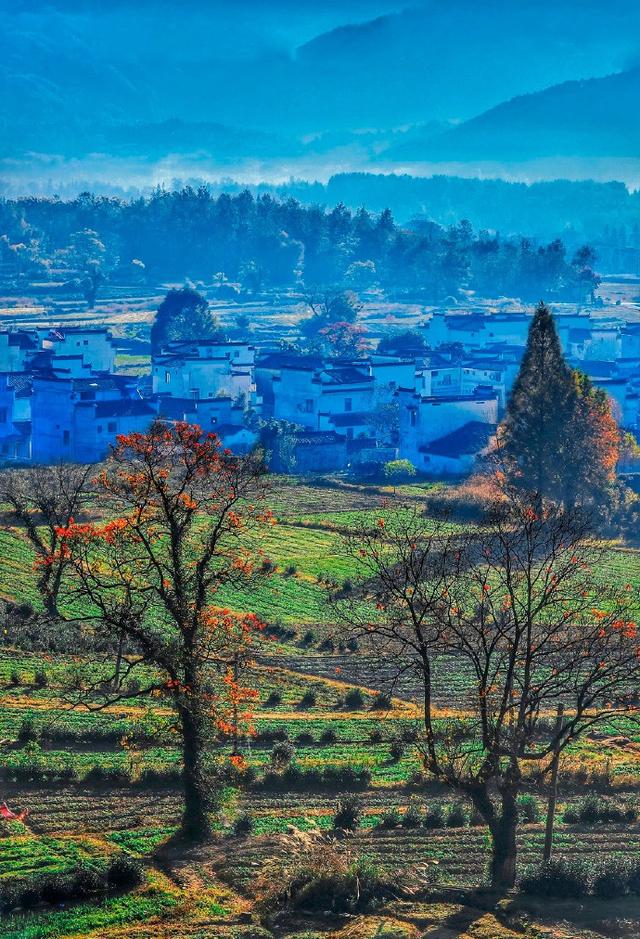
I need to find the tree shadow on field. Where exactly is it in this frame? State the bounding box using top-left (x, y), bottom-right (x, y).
top-left (418, 896), bottom-right (510, 938)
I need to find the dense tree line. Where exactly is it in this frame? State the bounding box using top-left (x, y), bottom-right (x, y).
top-left (0, 188), bottom-right (598, 302)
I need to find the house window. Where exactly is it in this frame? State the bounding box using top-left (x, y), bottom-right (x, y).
top-left (107, 421), bottom-right (117, 433)
top-left (83, 339), bottom-right (89, 346)
top-left (63, 430), bottom-right (70, 445)
top-left (346, 428), bottom-right (354, 441)
top-left (443, 374), bottom-right (452, 385)
top-left (191, 389), bottom-right (200, 399)
top-left (304, 399), bottom-right (314, 413)
top-left (0, 407), bottom-right (7, 423)
top-left (410, 408), bottom-right (417, 427)
top-left (165, 371), bottom-right (171, 383)
top-left (344, 398), bottom-right (352, 412)
top-left (80, 391), bottom-right (95, 401)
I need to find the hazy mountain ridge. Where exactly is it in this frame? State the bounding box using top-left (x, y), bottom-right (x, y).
top-left (394, 68), bottom-right (640, 161)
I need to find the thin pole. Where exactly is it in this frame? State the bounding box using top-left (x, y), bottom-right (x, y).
top-left (543, 703), bottom-right (564, 862)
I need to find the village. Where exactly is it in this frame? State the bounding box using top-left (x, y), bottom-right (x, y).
top-left (0, 303), bottom-right (639, 475)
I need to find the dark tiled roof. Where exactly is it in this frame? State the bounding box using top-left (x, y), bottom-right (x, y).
top-left (257, 352), bottom-right (322, 370)
top-left (424, 421), bottom-right (496, 458)
top-left (329, 411), bottom-right (372, 427)
top-left (6, 331), bottom-right (38, 349)
top-left (94, 399), bottom-right (157, 419)
top-left (322, 367), bottom-right (372, 385)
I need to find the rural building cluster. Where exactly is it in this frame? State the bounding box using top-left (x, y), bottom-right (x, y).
top-left (1, 307), bottom-right (639, 474)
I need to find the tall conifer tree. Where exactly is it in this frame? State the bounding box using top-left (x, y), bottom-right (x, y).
top-left (499, 302), bottom-right (575, 503)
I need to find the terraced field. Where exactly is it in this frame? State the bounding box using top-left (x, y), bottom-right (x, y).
top-left (2, 478), bottom-right (640, 938)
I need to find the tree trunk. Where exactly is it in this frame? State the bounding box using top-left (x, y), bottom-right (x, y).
top-left (180, 704), bottom-right (213, 841)
top-left (469, 785), bottom-right (519, 891)
top-left (488, 791), bottom-right (518, 891)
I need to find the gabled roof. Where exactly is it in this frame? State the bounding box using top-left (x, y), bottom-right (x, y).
top-left (257, 352), bottom-right (322, 370)
top-left (321, 366), bottom-right (372, 385)
top-left (5, 331), bottom-right (38, 350)
top-left (423, 421), bottom-right (496, 458)
top-left (329, 411), bottom-right (372, 427)
top-left (93, 399), bottom-right (157, 419)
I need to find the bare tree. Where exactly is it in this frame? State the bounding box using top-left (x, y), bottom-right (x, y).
top-left (0, 463), bottom-right (93, 617)
top-left (338, 497), bottom-right (640, 890)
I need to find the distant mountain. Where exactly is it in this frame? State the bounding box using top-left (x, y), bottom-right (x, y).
top-left (391, 68), bottom-right (640, 162)
top-left (3, 0), bottom-right (640, 153)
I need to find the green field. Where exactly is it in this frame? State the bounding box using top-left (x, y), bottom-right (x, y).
top-left (2, 478), bottom-right (640, 938)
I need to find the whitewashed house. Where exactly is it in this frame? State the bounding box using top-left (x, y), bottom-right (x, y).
top-left (153, 340), bottom-right (256, 406)
top-left (41, 327), bottom-right (117, 374)
top-left (0, 331), bottom-right (39, 372)
top-left (397, 387), bottom-right (498, 475)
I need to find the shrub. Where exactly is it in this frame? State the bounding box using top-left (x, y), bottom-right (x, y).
top-left (271, 739), bottom-right (296, 769)
top-left (106, 856), bottom-right (143, 890)
top-left (371, 692), bottom-right (392, 711)
top-left (344, 688), bottom-right (365, 710)
top-left (0, 855), bottom-right (142, 914)
top-left (261, 764), bottom-right (371, 792)
top-left (400, 802), bottom-right (422, 828)
top-left (296, 732), bottom-right (315, 746)
top-left (627, 860), bottom-right (640, 895)
top-left (258, 835), bottom-right (399, 914)
top-left (445, 802), bottom-right (467, 828)
top-left (9, 669), bottom-right (21, 687)
top-left (379, 809), bottom-right (400, 829)
top-left (285, 565), bottom-right (298, 576)
top-left (593, 861), bottom-right (629, 899)
top-left (84, 765), bottom-right (131, 787)
top-left (333, 796), bottom-right (362, 831)
top-left (301, 631), bottom-right (315, 647)
top-left (369, 728), bottom-right (383, 744)
top-left (519, 857), bottom-right (593, 898)
top-left (299, 691), bottom-right (317, 709)
top-left (264, 690), bottom-right (282, 707)
top-left (400, 726), bottom-right (418, 743)
top-left (319, 728), bottom-right (338, 745)
top-left (319, 638), bottom-right (335, 652)
top-left (346, 637), bottom-right (359, 652)
top-left (389, 740), bottom-right (405, 763)
top-left (518, 795), bottom-right (539, 823)
top-left (34, 669), bottom-right (48, 688)
top-left (423, 806), bottom-right (445, 829)
top-left (562, 794), bottom-right (636, 826)
top-left (17, 718), bottom-right (39, 744)
top-left (137, 766), bottom-right (182, 789)
top-left (233, 813), bottom-right (255, 837)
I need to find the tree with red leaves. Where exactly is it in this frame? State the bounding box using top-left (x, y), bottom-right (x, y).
top-left (319, 320), bottom-right (369, 358)
top-left (56, 421), bottom-right (272, 840)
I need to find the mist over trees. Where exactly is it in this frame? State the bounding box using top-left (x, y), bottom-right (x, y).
top-left (0, 188), bottom-right (599, 302)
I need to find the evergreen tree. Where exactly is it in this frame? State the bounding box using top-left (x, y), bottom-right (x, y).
top-left (151, 287), bottom-right (223, 353)
top-left (499, 302), bottom-right (620, 509)
top-left (499, 302), bottom-right (575, 503)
